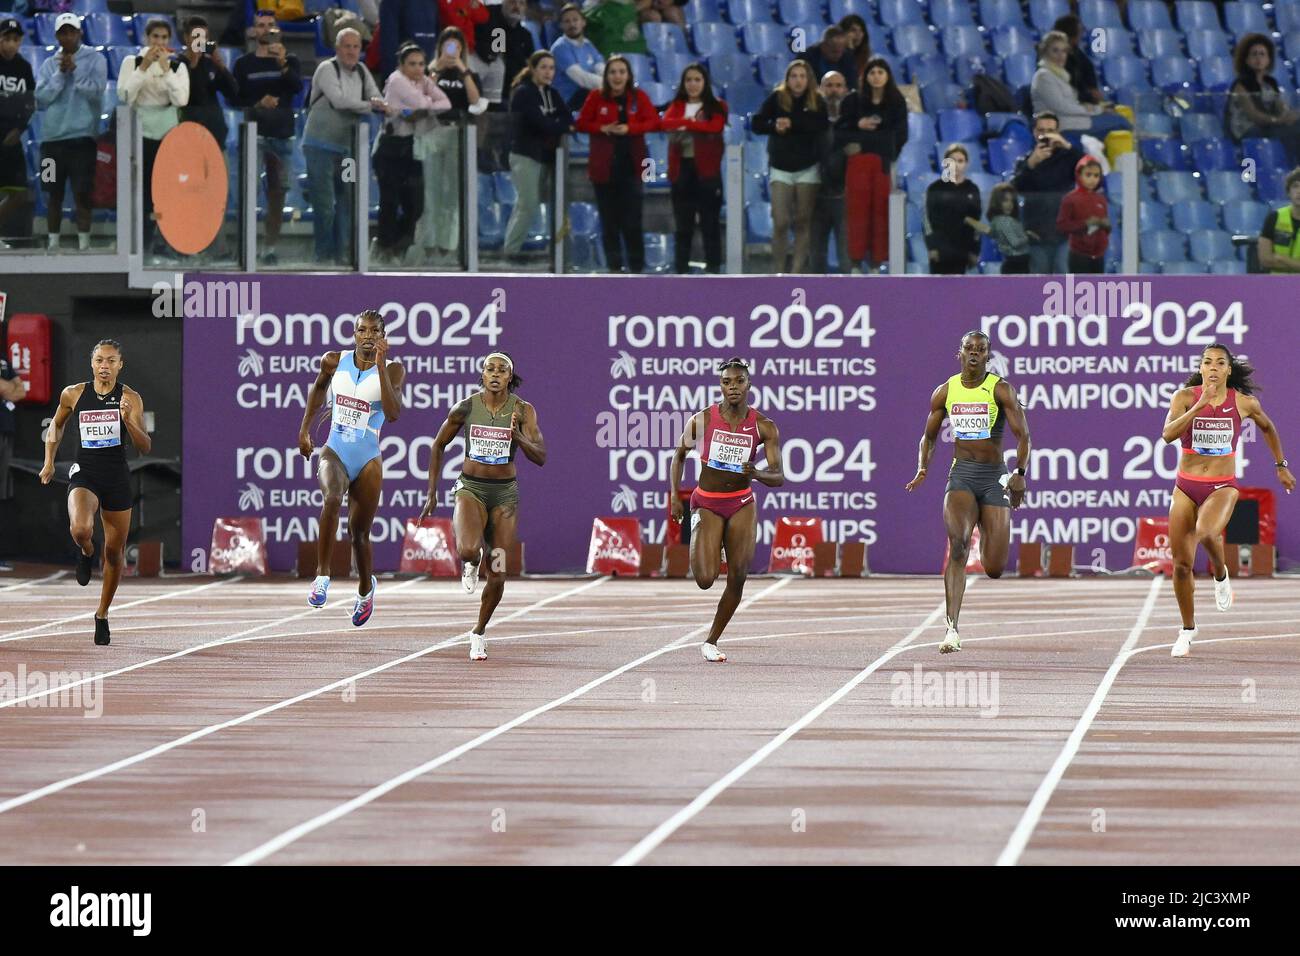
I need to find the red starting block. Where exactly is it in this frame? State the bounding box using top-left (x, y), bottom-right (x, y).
top-left (1132, 517), bottom-right (1173, 575)
top-left (768, 517), bottom-right (823, 575)
top-left (587, 517), bottom-right (642, 575)
top-left (210, 517), bottom-right (268, 575)
top-left (398, 517), bottom-right (459, 576)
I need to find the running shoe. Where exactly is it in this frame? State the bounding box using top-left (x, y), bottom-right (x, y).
top-left (701, 642), bottom-right (727, 663)
top-left (462, 557), bottom-right (479, 594)
top-left (1214, 571), bottom-right (1233, 612)
top-left (939, 626), bottom-right (962, 654)
top-left (93, 616), bottom-right (110, 646)
top-left (76, 544), bottom-right (95, 587)
top-left (307, 575), bottom-right (330, 609)
top-left (469, 632), bottom-right (487, 661)
top-left (1171, 627), bottom-right (1197, 658)
top-left (351, 576), bottom-right (376, 627)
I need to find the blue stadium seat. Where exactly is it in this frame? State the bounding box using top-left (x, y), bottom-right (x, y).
top-left (1141, 137), bottom-right (1190, 170)
top-left (743, 22), bottom-right (787, 54)
top-left (1191, 138), bottom-right (1237, 173)
top-left (1003, 52), bottom-right (1036, 89)
top-left (644, 22), bottom-right (689, 56)
top-left (1210, 259), bottom-right (1246, 274)
top-left (105, 46), bottom-right (133, 80)
top-left (746, 201), bottom-right (773, 241)
top-left (967, 171), bottom-right (1002, 200)
top-left (954, 54), bottom-right (1003, 87)
top-left (685, 0), bottom-right (723, 22)
top-left (70, 0), bottom-right (110, 11)
top-left (1137, 112), bottom-right (1175, 137)
top-left (1278, 6), bottom-right (1300, 34)
top-left (640, 81), bottom-right (673, 108)
top-left (1222, 199), bottom-right (1267, 234)
top-left (708, 52), bottom-right (753, 86)
top-left (620, 53), bottom-right (654, 84)
top-left (1179, 113), bottom-right (1221, 143)
top-left (1138, 29), bottom-right (1183, 61)
top-left (567, 233), bottom-right (606, 271)
top-left (725, 114), bottom-right (747, 144)
top-left (1141, 229), bottom-right (1188, 261)
top-left (744, 141), bottom-right (769, 176)
top-left (1204, 170), bottom-right (1253, 203)
top-left (723, 80), bottom-right (766, 116)
top-left (756, 54), bottom-right (787, 87)
top-left (1079, 0), bottom-right (1125, 28)
top-left (988, 137), bottom-right (1024, 175)
top-left (644, 134), bottom-right (670, 188)
top-left (656, 51), bottom-right (695, 88)
top-left (1028, 0), bottom-right (1069, 32)
top-left (1198, 56), bottom-right (1235, 90)
top-left (1107, 169), bottom-right (1156, 201)
top-left (979, 0), bottom-right (1026, 29)
top-left (878, 0), bottom-right (925, 27)
top-left (643, 233), bottom-right (674, 273)
top-left (1171, 199), bottom-right (1219, 230)
top-left (1129, 1), bottom-right (1174, 30)
top-left (1189, 229), bottom-right (1236, 261)
top-left (692, 22), bottom-right (740, 58)
top-left (896, 140), bottom-right (935, 178)
top-left (1242, 137), bottom-right (1289, 171)
top-left (1155, 170), bottom-right (1203, 203)
top-left (991, 25), bottom-right (1035, 58)
top-left (18, 46), bottom-right (50, 75)
top-left (921, 82), bottom-right (964, 112)
top-left (35, 13), bottom-right (61, 46)
top-left (908, 112), bottom-right (937, 147)
top-left (778, 0), bottom-right (824, 25)
top-left (1255, 166), bottom-right (1288, 204)
top-left (1139, 200), bottom-right (1171, 230)
top-left (82, 13), bottom-right (133, 46)
top-left (893, 24), bottom-right (938, 58)
top-left (1223, 3), bottom-right (1269, 37)
top-left (829, 0), bottom-right (872, 21)
top-left (1161, 260), bottom-right (1206, 274)
top-left (729, 0), bottom-right (775, 25)
top-left (904, 199), bottom-right (923, 234)
top-left (1283, 32), bottom-right (1300, 65)
top-left (742, 173), bottom-right (767, 204)
top-left (943, 27), bottom-right (986, 61)
top-left (1175, 1), bottom-right (1223, 31)
top-left (906, 54), bottom-right (951, 86)
top-left (1152, 57), bottom-right (1196, 93)
top-left (938, 109), bottom-right (982, 143)
top-left (931, 0), bottom-right (975, 27)
top-left (1103, 56), bottom-right (1150, 91)
top-left (1093, 27), bottom-right (1135, 58)
top-left (478, 203), bottom-right (505, 249)
top-left (1186, 30), bottom-right (1231, 61)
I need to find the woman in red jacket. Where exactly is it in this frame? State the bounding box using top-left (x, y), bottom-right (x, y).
top-left (660, 63), bottom-right (728, 273)
top-left (575, 55), bottom-right (659, 273)
top-left (439, 0), bottom-right (490, 55)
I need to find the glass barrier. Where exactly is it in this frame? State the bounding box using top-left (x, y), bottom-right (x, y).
top-left (473, 109), bottom-right (559, 274)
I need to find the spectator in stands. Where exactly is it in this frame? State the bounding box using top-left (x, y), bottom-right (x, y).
top-left (1030, 31), bottom-right (1130, 142)
top-left (439, 0), bottom-right (489, 55)
top-left (119, 18), bottom-right (189, 256)
top-left (551, 4), bottom-right (604, 111)
top-left (1227, 34), bottom-right (1300, 167)
top-left (358, 0), bottom-right (381, 29)
top-left (1052, 14), bottom-right (1101, 106)
top-left (413, 26), bottom-right (486, 262)
top-left (179, 17), bottom-right (239, 151)
top-left (805, 25), bottom-right (857, 88)
top-left (575, 55), bottom-right (657, 273)
top-left (810, 69), bottom-right (848, 274)
top-left (33, 13), bottom-right (105, 252)
top-left (373, 42), bottom-right (449, 264)
top-left (924, 144), bottom-right (981, 275)
top-left (661, 62), bottom-right (726, 274)
top-left (473, 0), bottom-right (534, 112)
top-left (1011, 110), bottom-right (1083, 274)
top-left (968, 182), bottom-right (1032, 274)
top-left (585, 1), bottom-right (650, 57)
top-left (503, 50), bottom-right (572, 262)
top-left (379, 0), bottom-right (441, 78)
top-left (1257, 167), bottom-right (1300, 273)
top-left (0, 17), bottom-right (35, 248)
top-left (641, 0), bottom-right (686, 30)
top-left (837, 14), bottom-right (871, 89)
top-left (0, 343), bottom-right (24, 567)
top-left (751, 60), bottom-right (827, 273)
top-left (836, 55), bottom-right (907, 274)
top-left (303, 27), bottom-right (384, 264)
top-left (1055, 154), bottom-right (1109, 273)
top-left (235, 10), bottom-right (302, 265)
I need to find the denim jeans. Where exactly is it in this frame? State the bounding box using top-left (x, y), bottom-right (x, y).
top-left (304, 144), bottom-right (354, 264)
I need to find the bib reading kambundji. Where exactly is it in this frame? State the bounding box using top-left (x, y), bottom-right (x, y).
top-left (1192, 416), bottom-right (1234, 456)
top-left (707, 430), bottom-right (754, 473)
top-left (79, 409), bottom-right (121, 448)
top-left (468, 423), bottom-right (513, 464)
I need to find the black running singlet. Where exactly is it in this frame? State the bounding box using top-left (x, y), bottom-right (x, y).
top-left (72, 381), bottom-right (130, 468)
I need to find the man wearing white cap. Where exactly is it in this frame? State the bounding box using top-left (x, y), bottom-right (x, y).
top-left (33, 13), bottom-right (106, 251)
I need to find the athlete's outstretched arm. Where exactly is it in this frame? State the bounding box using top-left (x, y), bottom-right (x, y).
top-left (375, 338), bottom-right (405, 422)
top-left (120, 387), bottom-right (152, 455)
top-left (418, 399), bottom-right (471, 519)
top-left (904, 383), bottom-right (948, 491)
top-left (1239, 394), bottom-right (1296, 493)
top-left (298, 351), bottom-right (341, 458)
top-left (996, 379), bottom-right (1030, 507)
top-left (511, 400), bottom-right (546, 466)
top-left (745, 417), bottom-right (784, 487)
top-left (1161, 387), bottom-right (1212, 444)
top-left (669, 411), bottom-right (705, 523)
top-left (39, 385), bottom-right (80, 483)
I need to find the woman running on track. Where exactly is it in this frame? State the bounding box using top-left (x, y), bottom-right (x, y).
top-left (297, 310), bottom-right (405, 625)
top-left (669, 358), bottom-right (784, 662)
top-left (1162, 343), bottom-right (1294, 658)
top-left (419, 352), bottom-right (546, 661)
top-left (39, 339), bottom-right (151, 646)
top-left (905, 330), bottom-right (1031, 654)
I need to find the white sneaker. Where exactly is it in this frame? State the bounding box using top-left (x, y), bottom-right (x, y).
top-left (939, 626), bottom-right (962, 654)
top-left (1214, 571), bottom-right (1233, 611)
top-left (469, 632), bottom-right (487, 661)
top-left (461, 558), bottom-right (479, 594)
top-left (1171, 628), bottom-right (1197, 657)
top-left (701, 642), bottom-right (727, 662)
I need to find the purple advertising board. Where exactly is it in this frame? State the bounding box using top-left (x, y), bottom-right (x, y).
top-left (182, 274), bottom-right (1299, 574)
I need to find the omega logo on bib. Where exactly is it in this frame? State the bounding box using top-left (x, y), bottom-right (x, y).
top-left (332, 395), bottom-right (371, 442)
top-left (468, 424), bottom-right (513, 464)
top-left (1191, 417), bottom-right (1233, 456)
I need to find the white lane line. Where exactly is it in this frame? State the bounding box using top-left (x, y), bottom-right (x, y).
top-left (1130, 631), bottom-right (1300, 655)
top-left (226, 576), bottom-right (793, 866)
top-left (0, 577), bottom-right (239, 643)
top-left (611, 583), bottom-right (963, 867)
top-left (0, 572), bottom-right (69, 593)
top-left (994, 574), bottom-right (1162, 867)
top-left (0, 578), bottom-right (610, 818)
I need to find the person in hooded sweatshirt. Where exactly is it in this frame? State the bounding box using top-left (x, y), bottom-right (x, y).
top-left (1055, 154), bottom-right (1110, 274)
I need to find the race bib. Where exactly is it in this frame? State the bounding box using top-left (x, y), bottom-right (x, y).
top-left (467, 423), bottom-right (513, 464)
top-left (332, 395), bottom-right (371, 442)
top-left (78, 409), bottom-right (121, 448)
top-left (706, 430), bottom-right (754, 473)
top-left (951, 402), bottom-right (992, 440)
top-left (1191, 416), bottom-right (1234, 456)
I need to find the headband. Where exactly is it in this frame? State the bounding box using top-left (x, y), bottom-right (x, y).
top-left (484, 352), bottom-right (513, 370)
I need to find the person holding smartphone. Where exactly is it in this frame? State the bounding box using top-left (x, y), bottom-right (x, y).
top-left (179, 15), bottom-right (238, 149)
top-left (1011, 111), bottom-right (1083, 274)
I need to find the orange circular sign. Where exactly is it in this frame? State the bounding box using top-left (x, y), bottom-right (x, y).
top-left (152, 121), bottom-right (229, 256)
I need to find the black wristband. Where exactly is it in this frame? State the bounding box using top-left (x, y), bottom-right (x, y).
top-left (1014, 467), bottom-right (1026, 476)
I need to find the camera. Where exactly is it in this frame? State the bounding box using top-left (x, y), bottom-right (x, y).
top-left (1037, 135), bottom-right (1051, 148)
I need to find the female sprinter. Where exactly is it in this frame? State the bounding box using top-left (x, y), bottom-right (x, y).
top-left (419, 352), bottom-right (546, 661)
top-left (669, 358), bottom-right (784, 662)
top-left (905, 330), bottom-right (1031, 654)
top-left (297, 310), bottom-right (405, 625)
top-left (39, 339), bottom-right (151, 646)
top-left (1162, 343), bottom-right (1294, 657)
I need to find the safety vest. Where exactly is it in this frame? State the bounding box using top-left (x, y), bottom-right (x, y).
top-left (1270, 205), bottom-right (1300, 272)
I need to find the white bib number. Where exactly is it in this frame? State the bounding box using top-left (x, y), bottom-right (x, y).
top-left (707, 431), bottom-right (754, 473)
top-left (468, 423), bottom-right (513, 464)
top-left (332, 395), bottom-right (371, 442)
top-left (1191, 416), bottom-right (1233, 456)
top-left (951, 402), bottom-right (992, 441)
top-left (78, 409), bottom-right (121, 448)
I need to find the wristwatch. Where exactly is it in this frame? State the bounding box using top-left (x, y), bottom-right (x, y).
top-left (1014, 467), bottom-right (1026, 476)
top-left (1277, 459), bottom-right (1289, 468)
